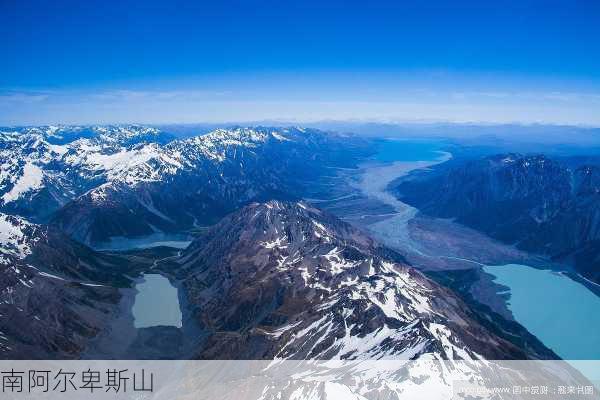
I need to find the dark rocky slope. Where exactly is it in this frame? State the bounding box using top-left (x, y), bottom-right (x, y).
top-left (0, 213), bottom-right (130, 359)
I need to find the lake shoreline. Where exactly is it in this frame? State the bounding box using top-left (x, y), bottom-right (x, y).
top-left (484, 264), bottom-right (600, 360)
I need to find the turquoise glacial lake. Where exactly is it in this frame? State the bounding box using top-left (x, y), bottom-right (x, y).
top-left (96, 233), bottom-right (192, 251)
top-left (132, 274), bottom-right (183, 328)
top-left (373, 138), bottom-right (447, 162)
top-left (484, 264), bottom-right (600, 360)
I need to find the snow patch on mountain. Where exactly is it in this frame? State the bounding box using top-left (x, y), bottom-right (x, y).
top-left (1, 163), bottom-right (44, 204)
top-left (77, 144), bottom-right (171, 184)
top-left (0, 214), bottom-right (36, 261)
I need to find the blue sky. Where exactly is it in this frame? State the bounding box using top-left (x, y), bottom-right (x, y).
top-left (1, 0), bottom-right (599, 125)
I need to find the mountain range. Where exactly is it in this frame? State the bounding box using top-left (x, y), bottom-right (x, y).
top-left (0, 126), bottom-right (561, 365)
top-left (0, 125), bottom-right (369, 246)
top-left (392, 153), bottom-right (600, 283)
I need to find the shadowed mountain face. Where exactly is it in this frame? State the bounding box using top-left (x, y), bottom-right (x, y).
top-left (392, 153), bottom-right (600, 283)
top-left (0, 213), bottom-right (129, 359)
top-left (173, 200), bottom-right (548, 360)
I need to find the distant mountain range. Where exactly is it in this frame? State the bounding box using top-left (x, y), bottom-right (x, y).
top-left (392, 153), bottom-right (600, 283)
top-left (0, 125), bottom-right (369, 246)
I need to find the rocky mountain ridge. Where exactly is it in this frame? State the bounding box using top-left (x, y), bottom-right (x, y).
top-left (393, 153), bottom-right (600, 283)
top-left (0, 125), bottom-right (369, 246)
top-left (173, 200), bottom-right (550, 360)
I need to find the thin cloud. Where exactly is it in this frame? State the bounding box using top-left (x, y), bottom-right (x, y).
top-left (0, 91), bottom-right (50, 104)
top-left (1, 86), bottom-right (600, 126)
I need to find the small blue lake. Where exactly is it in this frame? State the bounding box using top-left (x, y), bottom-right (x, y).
top-left (484, 264), bottom-right (600, 360)
top-left (132, 274), bottom-right (183, 329)
top-left (96, 233), bottom-right (192, 251)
